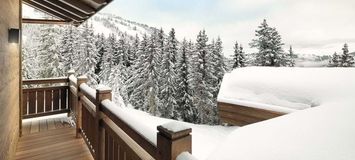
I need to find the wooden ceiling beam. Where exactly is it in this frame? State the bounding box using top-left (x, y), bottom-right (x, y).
top-left (44, 0), bottom-right (90, 18)
top-left (22, 18), bottom-right (71, 25)
top-left (23, 0), bottom-right (70, 21)
top-left (31, 0), bottom-right (85, 22)
top-left (92, 0), bottom-right (108, 5)
top-left (60, 0), bottom-right (96, 14)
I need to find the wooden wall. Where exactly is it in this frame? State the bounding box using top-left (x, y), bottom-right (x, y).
top-left (0, 0), bottom-right (21, 159)
top-left (218, 102), bottom-right (286, 126)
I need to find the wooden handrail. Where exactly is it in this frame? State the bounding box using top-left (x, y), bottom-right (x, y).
top-left (23, 77), bottom-right (69, 85)
top-left (68, 70), bottom-right (194, 160)
top-left (101, 102), bottom-right (158, 158)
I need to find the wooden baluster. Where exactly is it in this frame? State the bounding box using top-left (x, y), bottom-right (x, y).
top-left (156, 124), bottom-right (192, 160)
top-left (76, 76), bottom-right (88, 138)
top-left (95, 86), bottom-right (112, 160)
top-left (67, 69), bottom-right (75, 117)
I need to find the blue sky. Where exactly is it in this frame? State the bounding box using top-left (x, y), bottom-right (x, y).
top-left (100, 0), bottom-right (355, 56)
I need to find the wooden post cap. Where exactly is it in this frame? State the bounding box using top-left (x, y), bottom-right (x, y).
top-left (157, 122), bottom-right (192, 140)
top-left (96, 85), bottom-right (112, 102)
top-left (68, 69), bottom-right (75, 75)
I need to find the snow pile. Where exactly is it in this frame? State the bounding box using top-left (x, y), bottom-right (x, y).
top-left (208, 101), bottom-right (355, 160)
top-left (218, 67), bottom-right (355, 112)
top-left (211, 67), bottom-right (355, 159)
top-left (102, 100), bottom-right (238, 160)
top-left (161, 122), bottom-right (190, 132)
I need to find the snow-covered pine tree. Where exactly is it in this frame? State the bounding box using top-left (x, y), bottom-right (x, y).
top-left (340, 43), bottom-right (354, 67)
top-left (286, 46), bottom-right (296, 67)
top-left (329, 52), bottom-right (341, 67)
top-left (128, 34), bottom-right (149, 110)
top-left (159, 28), bottom-right (179, 119)
top-left (232, 41), bottom-right (246, 68)
top-left (95, 33), bottom-right (106, 76)
top-left (250, 19), bottom-right (286, 67)
top-left (193, 30), bottom-right (216, 124)
top-left (99, 33), bottom-right (116, 84)
top-left (37, 25), bottom-right (63, 78)
top-left (214, 37), bottom-right (226, 84)
top-left (76, 22), bottom-right (98, 84)
top-left (58, 25), bottom-right (79, 73)
top-left (22, 47), bottom-right (37, 79)
top-left (146, 31), bottom-right (163, 116)
top-left (176, 39), bottom-right (195, 122)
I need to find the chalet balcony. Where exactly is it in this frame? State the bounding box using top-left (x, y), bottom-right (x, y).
top-left (16, 71), bottom-right (193, 160)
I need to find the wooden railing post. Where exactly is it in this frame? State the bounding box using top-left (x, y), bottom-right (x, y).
top-left (95, 86), bottom-right (112, 160)
top-left (67, 70), bottom-right (75, 117)
top-left (156, 123), bottom-right (192, 160)
top-left (76, 76), bottom-right (88, 138)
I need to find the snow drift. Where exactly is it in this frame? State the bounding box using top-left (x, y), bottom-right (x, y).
top-left (218, 67), bottom-right (355, 112)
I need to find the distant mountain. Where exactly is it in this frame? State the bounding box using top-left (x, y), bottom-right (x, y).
top-left (91, 13), bottom-right (159, 40)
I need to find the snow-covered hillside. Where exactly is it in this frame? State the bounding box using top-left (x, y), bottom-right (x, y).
top-left (91, 13), bottom-right (159, 39)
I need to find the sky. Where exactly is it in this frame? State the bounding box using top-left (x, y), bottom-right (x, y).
top-left (100, 0), bottom-right (355, 56)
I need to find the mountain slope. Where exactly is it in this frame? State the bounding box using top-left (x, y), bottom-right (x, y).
top-left (91, 13), bottom-right (159, 39)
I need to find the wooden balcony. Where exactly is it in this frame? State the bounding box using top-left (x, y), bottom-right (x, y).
top-left (17, 70), bottom-right (194, 160)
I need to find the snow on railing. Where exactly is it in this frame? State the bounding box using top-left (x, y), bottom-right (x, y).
top-left (69, 70), bottom-right (193, 160)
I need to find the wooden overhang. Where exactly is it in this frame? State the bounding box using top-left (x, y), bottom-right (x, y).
top-left (22, 0), bottom-right (114, 26)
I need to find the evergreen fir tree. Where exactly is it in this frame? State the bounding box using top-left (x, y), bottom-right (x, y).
top-left (58, 25), bottom-right (78, 73)
top-left (330, 52), bottom-right (341, 67)
top-left (250, 19), bottom-right (286, 66)
top-left (193, 30), bottom-right (216, 124)
top-left (159, 28), bottom-right (179, 119)
top-left (340, 43), bottom-right (354, 67)
top-left (95, 33), bottom-right (106, 76)
top-left (287, 46), bottom-right (296, 67)
top-left (232, 41), bottom-right (246, 68)
top-left (99, 34), bottom-right (116, 84)
top-left (176, 39), bottom-right (195, 122)
top-left (77, 22), bottom-right (98, 84)
top-left (128, 34), bottom-right (149, 110)
top-left (37, 25), bottom-right (63, 78)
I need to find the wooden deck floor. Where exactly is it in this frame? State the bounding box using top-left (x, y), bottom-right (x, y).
top-left (16, 115), bottom-right (93, 160)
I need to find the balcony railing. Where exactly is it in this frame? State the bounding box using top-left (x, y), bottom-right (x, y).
top-left (22, 70), bottom-right (194, 160)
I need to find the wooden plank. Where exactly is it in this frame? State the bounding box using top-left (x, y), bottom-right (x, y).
top-left (37, 90), bottom-right (45, 113)
top-left (61, 88), bottom-right (68, 109)
top-left (45, 90), bottom-right (52, 112)
top-left (22, 18), bottom-right (71, 25)
top-left (23, 86), bottom-right (68, 92)
top-left (22, 77), bottom-right (68, 85)
top-left (28, 91), bottom-right (36, 114)
top-left (218, 102), bottom-right (286, 126)
top-left (44, 0), bottom-right (90, 18)
top-left (60, 0), bottom-right (96, 14)
top-left (53, 89), bottom-right (60, 110)
top-left (16, 128), bottom-right (93, 160)
top-left (32, 0), bottom-right (85, 22)
top-left (22, 91), bottom-right (28, 116)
